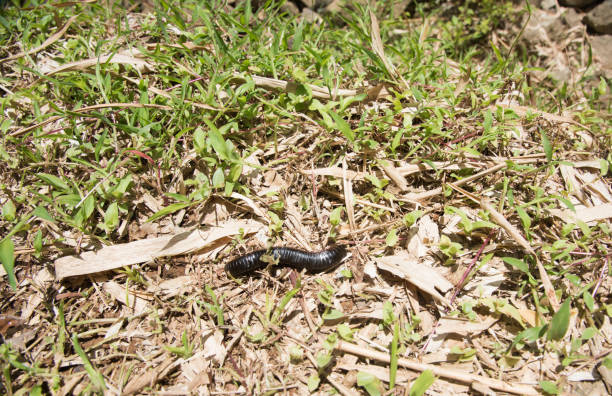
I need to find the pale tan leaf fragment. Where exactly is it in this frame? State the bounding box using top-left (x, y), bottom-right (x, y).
top-left (122, 356), bottom-right (176, 395)
top-left (300, 167), bottom-right (365, 180)
top-left (375, 253), bottom-right (453, 307)
top-left (103, 281), bottom-right (149, 314)
top-left (55, 219), bottom-right (264, 279)
top-left (550, 203), bottom-right (612, 223)
top-left (435, 316), bottom-right (497, 337)
top-left (380, 161), bottom-right (409, 191)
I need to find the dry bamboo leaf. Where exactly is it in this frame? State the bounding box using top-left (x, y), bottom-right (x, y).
top-left (375, 253), bottom-right (453, 307)
top-left (102, 281), bottom-right (149, 314)
top-left (55, 219), bottom-right (264, 279)
top-left (0, 16), bottom-right (78, 64)
top-left (549, 203), bottom-right (612, 224)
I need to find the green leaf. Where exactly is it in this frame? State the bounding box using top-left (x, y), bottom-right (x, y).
top-left (503, 257), bottom-right (530, 275)
top-left (204, 119), bottom-right (229, 161)
top-left (316, 351), bottom-right (332, 369)
top-left (583, 290), bottom-right (595, 312)
top-left (322, 309), bottom-right (345, 321)
top-left (337, 323), bottom-right (354, 341)
top-left (212, 168), bottom-right (225, 188)
top-left (386, 228), bottom-right (398, 247)
top-left (36, 173), bottom-right (71, 191)
top-left (409, 370), bottom-right (435, 396)
top-left (329, 110), bottom-right (354, 142)
top-left (516, 206), bottom-right (531, 231)
top-left (147, 202), bottom-right (193, 223)
top-left (548, 299), bottom-right (571, 341)
top-left (104, 202), bottom-right (119, 233)
top-left (508, 326), bottom-right (546, 352)
top-left (330, 207), bottom-right (343, 226)
top-left (33, 205), bottom-right (55, 223)
top-left (357, 371), bottom-right (382, 396)
top-left (389, 322), bottom-right (399, 389)
top-left (2, 200), bottom-right (16, 221)
top-left (599, 159), bottom-right (609, 177)
top-left (540, 129), bottom-right (552, 162)
top-left (539, 380), bottom-right (559, 395)
top-left (307, 374), bottom-right (320, 392)
top-left (382, 300), bottom-right (395, 327)
top-left (403, 210), bottom-right (423, 227)
top-left (71, 334), bottom-right (106, 392)
top-left (0, 238), bottom-right (17, 290)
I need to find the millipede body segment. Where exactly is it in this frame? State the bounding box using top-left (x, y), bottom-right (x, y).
top-left (225, 245), bottom-right (347, 277)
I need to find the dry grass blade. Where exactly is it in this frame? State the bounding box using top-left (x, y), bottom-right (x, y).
top-left (232, 74), bottom-right (358, 99)
top-left (44, 52), bottom-right (153, 76)
top-left (336, 341), bottom-right (539, 395)
top-left (343, 158), bottom-right (357, 232)
top-left (369, 10), bottom-right (409, 90)
top-left (0, 15), bottom-right (78, 64)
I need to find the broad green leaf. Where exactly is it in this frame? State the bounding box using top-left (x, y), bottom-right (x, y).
top-left (337, 323), bottom-right (354, 341)
top-left (204, 119), bottom-right (229, 161)
top-left (329, 110), bottom-right (354, 142)
top-left (548, 299), bottom-right (571, 341)
top-left (2, 200), bottom-right (16, 221)
top-left (307, 374), bottom-right (320, 392)
top-left (316, 351), bottom-right (332, 369)
top-left (409, 370), bottom-right (435, 396)
top-left (322, 309), bottom-right (345, 321)
top-left (104, 202), bottom-right (119, 232)
top-left (212, 168), bottom-right (225, 188)
top-left (357, 371), bottom-right (381, 396)
top-left (0, 238), bottom-right (17, 290)
top-left (386, 228), bottom-right (398, 247)
top-left (147, 202), bottom-right (192, 223)
top-left (503, 257), bottom-right (530, 275)
top-left (583, 290), bottom-right (595, 312)
top-left (36, 173), bottom-right (71, 191)
top-left (539, 380), bottom-right (559, 395)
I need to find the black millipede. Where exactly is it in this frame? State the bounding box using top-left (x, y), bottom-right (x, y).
top-left (225, 245), bottom-right (347, 277)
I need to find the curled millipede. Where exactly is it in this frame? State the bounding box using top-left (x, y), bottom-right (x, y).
top-left (225, 245), bottom-right (347, 277)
